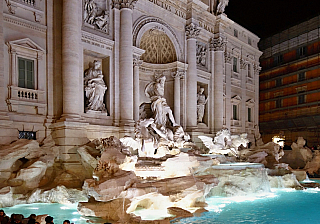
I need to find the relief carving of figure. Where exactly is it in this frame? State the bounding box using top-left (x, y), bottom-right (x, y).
top-left (196, 45), bottom-right (207, 67)
top-left (84, 0), bottom-right (97, 24)
top-left (197, 87), bottom-right (208, 123)
top-left (84, 0), bottom-right (109, 33)
top-left (94, 10), bottom-right (109, 32)
top-left (84, 60), bottom-right (108, 112)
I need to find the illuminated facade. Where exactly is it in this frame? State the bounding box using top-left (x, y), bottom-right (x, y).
top-left (259, 15), bottom-right (320, 146)
top-left (0, 1), bottom-right (261, 168)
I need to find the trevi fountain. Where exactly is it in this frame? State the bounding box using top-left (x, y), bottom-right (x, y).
top-left (1, 72), bottom-right (320, 224)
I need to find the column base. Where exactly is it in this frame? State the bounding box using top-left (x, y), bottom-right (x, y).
top-left (50, 121), bottom-right (90, 162)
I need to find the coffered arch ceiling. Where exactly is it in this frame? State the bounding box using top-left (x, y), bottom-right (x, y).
top-left (140, 29), bottom-right (177, 64)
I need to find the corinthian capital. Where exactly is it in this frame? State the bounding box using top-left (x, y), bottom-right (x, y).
top-left (171, 69), bottom-right (185, 79)
top-left (133, 55), bottom-right (143, 66)
top-left (112, 0), bottom-right (138, 10)
top-left (240, 59), bottom-right (248, 70)
top-left (185, 23), bottom-right (200, 39)
top-left (253, 64), bottom-right (261, 74)
top-left (209, 36), bottom-right (226, 51)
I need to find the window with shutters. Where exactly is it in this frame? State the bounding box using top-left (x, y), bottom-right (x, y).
top-left (18, 57), bottom-right (34, 89)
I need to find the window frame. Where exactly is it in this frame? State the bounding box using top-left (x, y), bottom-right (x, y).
top-left (298, 94), bottom-right (306, 104)
top-left (298, 72), bottom-right (306, 82)
top-left (233, 57), bottom-right (238, 73)
top-left (234, 29), bottom-right (238, 37)
top-left (18, 57), bottom-right (35, 89)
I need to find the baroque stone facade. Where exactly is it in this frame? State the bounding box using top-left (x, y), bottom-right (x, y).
top-left (0, 0), bottom-right (261, 165)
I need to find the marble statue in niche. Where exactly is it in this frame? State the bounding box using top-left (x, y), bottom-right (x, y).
top-left (83, 0), bottom-right (109, 33)
top-left (84, 60), bottom-right (108, 113)
top-left (196, 43), bottom-right (207, 67)
top-left (197, 87), bottom-right (208, 123)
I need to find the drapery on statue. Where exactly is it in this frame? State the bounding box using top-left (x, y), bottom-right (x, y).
top-left (197, 87), bottom-right (208, 123)
top-left (145, 75), bottom-right (177, 128)
top-left (84, 60), bottom-right (108, 112)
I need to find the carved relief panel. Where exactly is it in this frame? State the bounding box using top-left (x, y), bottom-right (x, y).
top-left (196, 41), bottom-right (207, 69)
top-left (83, 0), bottom-right (110, 34)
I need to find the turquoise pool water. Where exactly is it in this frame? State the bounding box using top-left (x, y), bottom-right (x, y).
top-left (2, 187), bottom-right (320, 224)
top-left (175, 188), bottom-right (320, 224)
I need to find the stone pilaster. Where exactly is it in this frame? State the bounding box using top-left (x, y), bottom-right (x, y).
top-left (61, 0), bottom-right (81, 119)
top-left (112, 3), bottom-right (120, 126)
top-left (254, 64), bottom-right (261, 128)
top-left (185, 23), bottom-right (200, 130)
top-left (133, 56), bottom-right (142, 121)
top-left (240, 59), bottom-right (248, 132)
top-left (171, 70), bottom-right (184, 125)
top-left (117, 0), bottom-right (137, 126)
top-left (210, 36), bottom-right (226, 132)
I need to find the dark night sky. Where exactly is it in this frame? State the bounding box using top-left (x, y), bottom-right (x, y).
top-left (225, 0), bottom-right (320, 39)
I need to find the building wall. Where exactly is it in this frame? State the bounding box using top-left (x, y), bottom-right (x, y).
top-left (0, 0), bottom-right (261, 151)
top-left (259, 15), bottom-right (320, 146)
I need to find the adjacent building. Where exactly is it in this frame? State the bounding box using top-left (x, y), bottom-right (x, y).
top-left (0, 0), bottom-right (261, 168)
top-left (259, 15), bottom-right (320, 146)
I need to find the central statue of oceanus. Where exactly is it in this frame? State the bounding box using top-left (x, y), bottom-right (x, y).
top-left (120, 74), bottom-right (190, 158)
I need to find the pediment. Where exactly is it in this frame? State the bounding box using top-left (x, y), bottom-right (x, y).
top-left (231, 95), bottom-right (241, 103)
top-left (7, 38), bottom-right (45, 52)
top-left (246, 99), bottom-right (255, 106)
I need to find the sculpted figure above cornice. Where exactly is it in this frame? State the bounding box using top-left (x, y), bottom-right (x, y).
top-left (112, 0), bottom-right (138, 10)
top-left (185, 23), bottom-right (200, 39)
top-left (209, 36), bottom-right (226, 51)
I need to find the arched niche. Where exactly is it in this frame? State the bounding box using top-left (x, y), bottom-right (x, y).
top-left (140, 29), bottom-right (177, 64)
top-left (133, 16), bottom-right (183, 62)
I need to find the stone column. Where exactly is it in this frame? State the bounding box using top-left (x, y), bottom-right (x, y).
top-left (61, 0), bottom-right (81, 119)
top-left (209, 45), bottom-right (215, 133)
top-left (133, 56), bottom-right (142, 121)
top-left (118, 0), bottom-right (137, 126)
top-left (171, 70), bottom-right (184, 125)
top-left (185, 23), bottom-right (200, 130)
top-left (211, 36), bottom-right (226, 132)
top-left (112, 2), bottom-right (120, 126)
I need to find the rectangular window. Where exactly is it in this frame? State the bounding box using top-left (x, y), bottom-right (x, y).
top-left (248, 37), bottom-right (252, 45)
top-left (276, 99), bottom-right (282, 108)
top-left (233, 104), bottom-right (238, 120)
top-left (248, 108), bottom-right (252, 122)
top-left (298, 94), bottom-right (305, 104)
top-left (274, 54), bottom-right (283, 66)
top-left (234, 29), bottom-right (238, 37)
top-left (233, 57), bottom-right (238, 72)
top-left (297, 46), bottom-right (307, 58)
top-left (276, 78), bottom-right (282, 87)
top-left (298, 72), bottom-right (305, 81)
top-left (247, 64), bottom-right (252, 77)
top-left (18, 57), bottom-right (34, 89)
